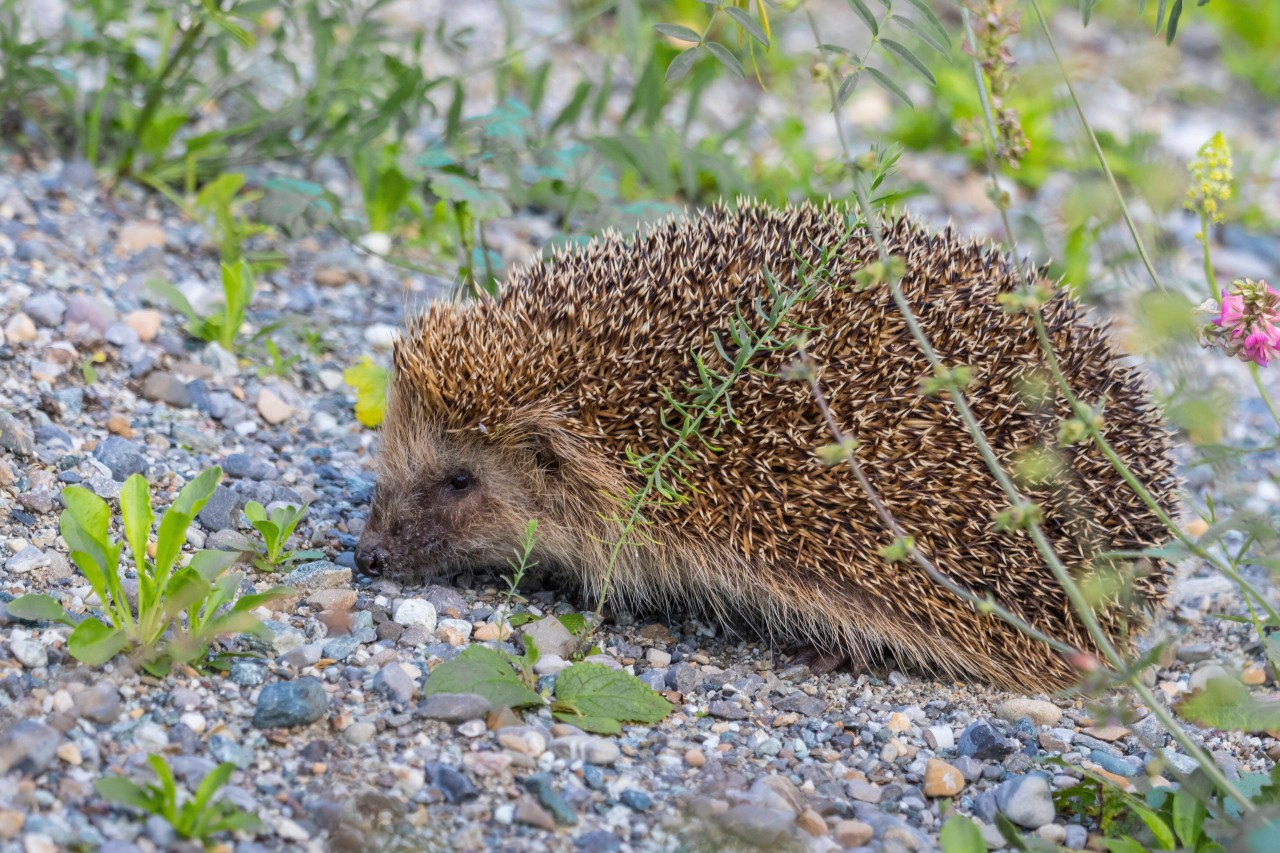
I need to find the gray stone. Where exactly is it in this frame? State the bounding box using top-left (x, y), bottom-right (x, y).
top-left (94, 436), bottom-right (148, 481)
top-left (574, 830), bottom-right (622, 853)
top-left (717, 804), bottom-right (795, 847)
top-left (252, 678), bottom-right (328, 728)
top-left (374, 663), bottom-right (418, 705)
top-left (995, 773), bottom-right (1055, 829)
top-left (666, 662), bottom-right (703, 694)
top-left (708, 700), bottom-right (748, 720)
top-left (1064, 824), bottom-right (1088, 850)
top-left (524, 773), bottom-right (578, 826)
top-left (321, 635), bottom-right (361, 662)
top-left (847, 779), bottom-right (882, 803)
top-left (142, 372), bottom-right (192, 407)
top-left (15, 240), bottom-right (53, 263)
top-left (104, 323), bottom-right (141, 347)
top-left (519, 615), bottom-right (575, 659)
top-left (424, 585), bottom-right (468, 618)
top-left (23, 293), bottom-right (66, 327)
top-left (209, 734), bottom-right (252, 768)
top-left (60, 160), bottom-right (97, 189)
top-left (550, 735), bottom-right (621, 765)
top-left (5, 545), bottom-right (49, 573)
top-left (0, 720), bottom-right (61, 775)
top-left (73, 682), bottom-right (121, 723)
top-left (10, 638), bottom-right (47, 668)
top-left (280, 642), bottom-right (323, 669)
top-left (197, 485), bottom-right (240, 530)
top-left (230, 661), bottom-right (267, 687)
top-left (1089, 750), bottom-right (1140, 778)
top-left (957, 721), bottom-right (1018, 760)
top-left (343, 722), bottom-right (376, 745)
top-left (65, 295), bottom-right (115, 333)
top-left (417, 692), bottom-right (491, 723)
top-left (0, 415), bottom-right (35, 458)
top-left (222, 453), bottom-right (274, 480)
top-left (285, 560), bottom-right (351, 592)
top-left (773, 692), bottom-right (829, 717)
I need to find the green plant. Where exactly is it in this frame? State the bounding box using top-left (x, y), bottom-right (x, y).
top-left (149, 258), bottom-right (255, 354)
top-left (7, 468), bottom-right (286, 675)
top-left (96, 755), bottom-right (260, 843)
top-left (424, 642), bottom-right (672, 735)
top-left (499, 519), bottom-right (540, 612)
top-left (256, 339), bottom-right (301, 379)
top-left (243, 501), bottom-right (322, 572)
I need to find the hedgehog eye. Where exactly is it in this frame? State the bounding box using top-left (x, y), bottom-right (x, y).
top-left (448, 472), bottom-right (474, 491)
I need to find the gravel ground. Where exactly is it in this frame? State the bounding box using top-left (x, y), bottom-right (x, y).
top-left (2, 6), bottom-right (1280, 853)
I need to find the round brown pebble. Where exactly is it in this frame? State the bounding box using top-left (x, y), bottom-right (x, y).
top-left (685, 748), bottom-right (706, 768)
top-left (923, 758), bottom-right (965, 797)
top-left (834, 819), bottom-right (873, 847)
top-left (796, 808), bottom-right (827, 837)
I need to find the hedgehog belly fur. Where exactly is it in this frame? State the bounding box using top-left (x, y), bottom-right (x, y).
top-left (368, 200), bottom-right (1177, 693)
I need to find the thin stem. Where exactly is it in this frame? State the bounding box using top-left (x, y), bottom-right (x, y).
top-left (117, 18), bottom-right (206, 177)
top-left (801, 350), bottom-right (1078, 657)
top-left (808, 2), bottom-right (1250, 810)
top-left (1026, 0), bottom-right (1166, 293)
top-left (1250, 363), bottom-right (1280, 435)
top-left (960, 7), bottom-right (1016, 246)
top-left (1199, 210), bottom-right (1221, 304)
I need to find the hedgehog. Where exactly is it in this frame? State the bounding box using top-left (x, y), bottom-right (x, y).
top-left (354, 201), bottom-right (1176, 692)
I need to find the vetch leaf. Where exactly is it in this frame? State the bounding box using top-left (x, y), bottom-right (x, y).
top-left (880, 38), bottom-right (936, 85)
top-left (551, 663), bottom-right (672, 729)
top-left (6, 593), bottom-right (73, 625)
top-left (423, 645), bottom-right (544, 709)
top-left (704, 42), bottom-right (745, 79)
top-left (665, 46), bottom-right (703, 84)
top-left (724, 7), bottom-right (768, 46)
top-left (847, 0), bottom-right (879, 35)
top-left (864, 66), bottom-right (914, 107)
top-left (653, 22), bottom-right (701, 43)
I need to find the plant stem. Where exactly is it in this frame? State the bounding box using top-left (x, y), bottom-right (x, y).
top-left (1025, 0), bottom-right (1166, 294)
top-left (1199, 210), bottom-right (1221, 304)
top-left (1250, 363), bottom-right (1280, 435)
top-left (808, 2), bottom-right (1250, 811)
top-left (117, 18), bottom-right (206, 177)
top-left (959, 7), bottom-right (1016, 246)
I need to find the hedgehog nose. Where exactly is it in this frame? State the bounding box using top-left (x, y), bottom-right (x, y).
top-left (355, 544), bottom-right (386, 576)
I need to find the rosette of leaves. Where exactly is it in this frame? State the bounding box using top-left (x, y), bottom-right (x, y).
top-left (8, 468), bottom-right (287, 675)
top-left (243, 501), bottom-right (323, 572)
top-left (96, 756), bottom-right (260, 843)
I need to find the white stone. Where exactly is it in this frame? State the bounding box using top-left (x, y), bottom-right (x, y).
top-left (393, 598), bottom-right (437, 632)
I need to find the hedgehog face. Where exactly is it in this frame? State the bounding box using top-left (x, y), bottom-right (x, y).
top-left (355, 428), bottom-right (547, 580)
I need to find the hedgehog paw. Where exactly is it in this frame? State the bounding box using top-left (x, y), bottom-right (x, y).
top-left (786, 644), bottom-right (866, 677)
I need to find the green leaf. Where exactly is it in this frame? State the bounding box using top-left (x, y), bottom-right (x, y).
top-left (864, 66), bottom-right (914, 107)
top-left (119, 474), bottom-right (154, 573)
top-left (724, 7), bottom-right (768, 46)
top-left (847, 0), bottom-right (879, 35)
top-left (939, 815), bottom-right (985, 853)
top-left (343, 357), bottom-right (389, 428)
top-left (1102, 839), bottom-right (1148, 853)
top-left (889, 15), bottom-right (948, 55)
top-left (192, 762), bottom-right (235, 812)
top-left (551, 663), bottom-right (672, 729)
top-left (60, 486), bottom-right (111, 552)
top-left (653, 23), bottom-right (701, 43)
top-left (154, 510), bottom-right (194, 578)
top-left (244, 501), bottom-right (267, 524)
top-left (557, 613), bottom-right (588, 636)
top-left (147, 278), bottom-right (201, 326)
top-left (68, 618), bottom-right (130, 665)
top-left (665, 46), bottom-right (703, 84)
top-left (1178, 676), bottom-right (1280, 732)
top-left (552, 713), bottom-right (622, 735)
top-left (1171, 785), bottom-right (1205, 847)
top-left (188, 550), bottom-right (239, 581)
top-left (6, 594), bottom-right (73, 625)
top-left (704, 42), bottom-right (745, 79)
top-left (880, 38), bottom-right (936, 85)
top-left (1129, 801), bottom-right (1176, 850)
top-left (95, 776), bottom-right (153, 811)
top-left (423, 645), bottom-right (544, 709)
top-left (900, 0), bottom-right (951, 47)
top-left (229, 587), bottom-right (292, 613)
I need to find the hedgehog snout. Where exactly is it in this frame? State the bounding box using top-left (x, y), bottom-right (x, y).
top-left (354, 542), bottom-right (387, 576)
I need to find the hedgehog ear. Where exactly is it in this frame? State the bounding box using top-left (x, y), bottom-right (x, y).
top-left (498, 407), bottom-right (573, 477)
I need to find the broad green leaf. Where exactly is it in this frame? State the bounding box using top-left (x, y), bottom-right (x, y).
top-left (1172, 785), bottom-right (1205, 847)
top-left (68, 618), bottom-right (129, 665)
top-left (552, 663), bottom-right (672, 728)
top-left (147, 755), bottom-right (179, 823)
top-left (95, 776), bottom-right (153, 810)
top-left (69, 549), bottom-right (110, 604)
top-left (173, 467), bottom-right (222, 518)
top-left (724, 7), bottom-right (768, 46)
top-left (192, 762), bottom-right (235, 811)
top-left (665, 46), bottom-right (703, 84)
top-left (557, 613), bottom-right (588, 636)
top-left (552, 713), bottom-right (622, 735)
top-left (244, 502), bottom-right (267, 524)
top-left (864, 66), bottom-right (913, 107)
top-left (154, 510), bottom-right (194, 578)
top-left (704, 42), bottom-right (745, 79)
top-left (939, 815), bottom-right (985, 853)
top-left (880, 38), bottom-right (936, 85)
top-left (162, 569), bottom-right (213, 620)
top-left (61, 486), bottom-right (111, 551)
top-left (1129, 801), bottom-right (1176, 850)
top-left (423, 645), bottom-right (544, 709)
top-left (1102, 839), bottom-right (1149, 853)
top-left (147, 278), bottom-right (201, 325)
top-left (6, 594), bottom-right (73, 625)
top-left (653, 23), bottom-right (701, 43)
top-left (228, 587), bottom-right (292, 613)
top-left (343, 357), bottom-right (389, 428)
top-left (1178, 676), bottom-right (1280, 732)
top-left (119, 475), bottom-right (154, 572)
top-left (189, 549), bottom-right (239, 581)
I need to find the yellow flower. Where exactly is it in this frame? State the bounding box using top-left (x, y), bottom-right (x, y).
top-left (1185, 131), bottom-right (1233, 224)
